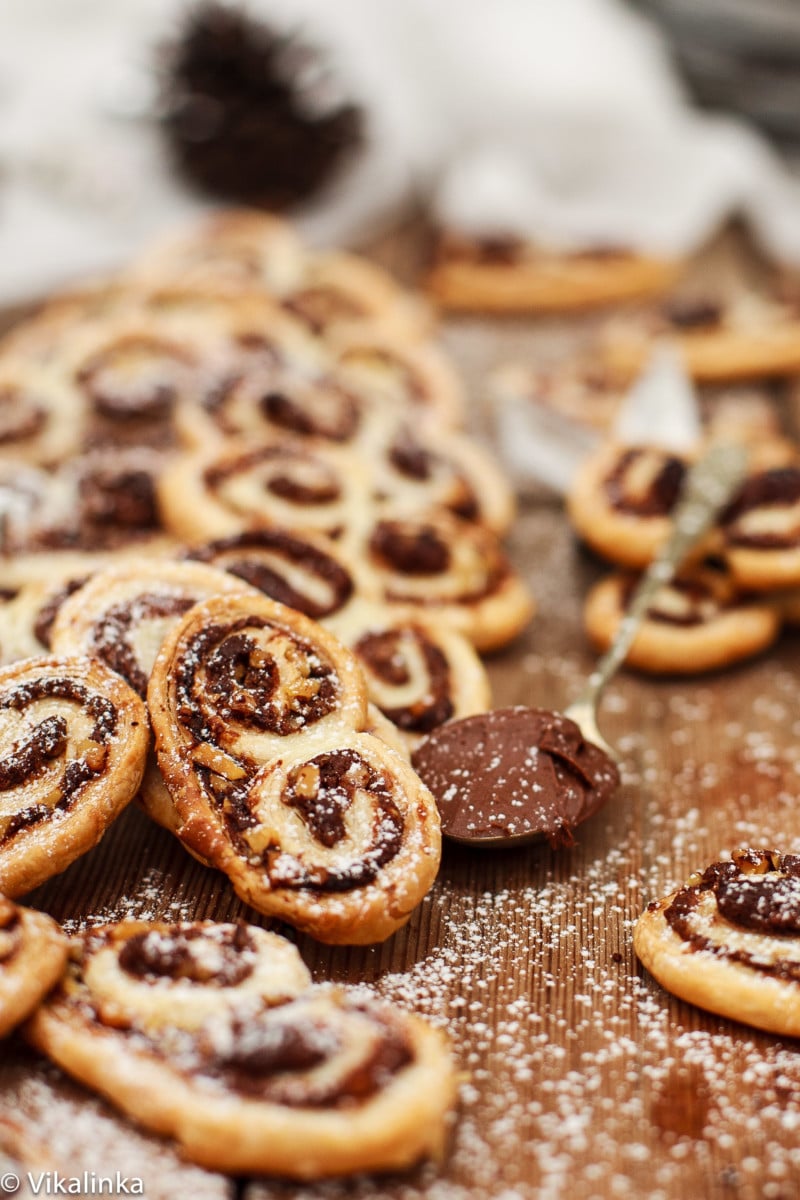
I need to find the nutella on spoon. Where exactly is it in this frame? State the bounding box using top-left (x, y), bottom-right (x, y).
top-left (413, 442), bottom-right (748, 848)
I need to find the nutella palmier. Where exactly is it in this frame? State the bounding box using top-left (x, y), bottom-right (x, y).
top-left (283, 249), bottom-right (432, 342)
top-left (352, 509), bottom-right (534, 652)
top-left (721, 465), bottom-right (800, 590)
top-left (331, 329), bottom-right (465, 430)
top-left (186, 527), bottom-right (363, 624)
top-left (327, 599), bottom-right (491, 751)
top-left (147, 594), bottom-right (441, 943)
top-left (26, 919), bottom-right (456, 1178)
top-left (365, 418), bottom-right (515, 536)
top-left (602, 286), bottom-right (800, 383)
top-left (158, 438), bottom-right (372, 544)
top-left (635, 849), bottom-right (800, 1036)
top-left (50, 560), bottom-right (259, 698)
top-left (0, 361), bottom-right (88, 466)
top-left (426, 233), bottom-right (679, 314)
top-left (567, 442), bottom-right (695, 569)
top-left (0, 896), bottom-right (67, 1037)
top-left (584, 563), bottom-right (780, 675)
top-left (0, 656), bottom-right (148, 898)
top-left (59, 316), bottom-right (221, 449)
top-left (128, 209), bottom-right (305, 295)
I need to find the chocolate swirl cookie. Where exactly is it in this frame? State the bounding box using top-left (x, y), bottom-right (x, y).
top-left (0, 656), bottom-right (148, 898)
top-left (186, 528), bottom-right (360, 623)
top-left (567, 443), bottom-right (699, 569)
top-left (635, 849), bottom-right (800, 1035)
top-left (26, 918), bottom-right (456, 1177)
top-left (327, 599), bottom-right (491, 751)
top-left (147, 594), bottom-right (441, 943)
top-left (0, 362), bottom-right (87, 466)
top-left (721, 466), bottom-right (800, 590)
top-left (583, 563), bottom-right (780, 675)
top-left (0, 896), bottom-right (67, 1037)
top-left (159, 437), bottom-right (370, 544)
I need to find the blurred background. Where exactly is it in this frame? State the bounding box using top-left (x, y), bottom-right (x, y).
top-left (2, 0), bottom-right (800, 302)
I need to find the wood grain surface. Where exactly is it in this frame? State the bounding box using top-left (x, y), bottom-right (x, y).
top-left (3, 230), bottom-right (800, 1200)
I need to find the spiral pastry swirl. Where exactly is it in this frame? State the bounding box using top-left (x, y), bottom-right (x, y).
top-left (159, 438), bottom-right (370, 544)
top-left (0, 895), bottom-right (67, 1037)
top-left (0, 656), bottom-right (148, 898)
top-left (26, 917), bottom-right (457, 1177)
top-left (148, 594), bottom-right (440, 943)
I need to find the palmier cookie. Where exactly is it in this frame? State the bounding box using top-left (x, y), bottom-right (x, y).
top-left (0, 896), bottom-right (67, 1037)
top-left (364, 417), bottom-right (515, 536)
top-left (158, 438), bottom-right (371, 544)
top-left (352, 510), bottom-right (534, 652)
top-left (721, 466), bottom-right (800, 591)
top-left (426, 233), bottom-right (679, 314)
top-left (0, 657), bottom-right (148, 898)
top-left (327, 600), bottom-right (491, 751)
top-left (128, 209), bottom-right (306, 294)
top-left (584, 564), bottom-right (780, 675)
top-left (634, 849), bottom-right (800, 1037)
top-left (0, 361), bottom-right (88, 466)
top-left (329, 328), bottom-right (465, 429)
top-left (26, 920), bottom-right (456, 1178)
top-left (186, 527), bottom-right (364, 625)
top-left (49, 560), bottom-right (259, 697)
top-left (567, 443), bottom-right (693, 569)
top-left (602, 289), bottom-right (800, 383)
top-left (147, 594), bottom-right (441, 943)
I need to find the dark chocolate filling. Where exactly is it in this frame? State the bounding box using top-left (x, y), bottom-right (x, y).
top-left (76, 336), bottom-right (192, 421)
top-left (264, 749), bottom-right (405, 891)
top-left (175, 617), bottom-right (338, 745)
top-left (722, 467), bottom-right (800, 549)
top-left (118, 923), bottom-right (256, 986)
top-left (604, 448), bottom-right (686, 518)
top-left (205, 446), bottom-right (342, 508)
top-left (369, 520), bottom-right (451, 576)
top-left (663, 851), bottom-right (800, 980)
top-left (259, 383), bottom-right (360, 443)
top-left (0, 677), bottom-right (116, 843)
top-left (355, 628), bottom-right (453, 733)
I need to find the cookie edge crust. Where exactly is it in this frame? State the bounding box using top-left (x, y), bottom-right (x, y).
top-left (634, 900), bottom-right (800, 1037)
top-left (25, 1000), bottom-right (458, 1178)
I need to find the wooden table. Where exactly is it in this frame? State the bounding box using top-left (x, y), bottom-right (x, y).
top-left (3, 230), bottom-right (800, 1200)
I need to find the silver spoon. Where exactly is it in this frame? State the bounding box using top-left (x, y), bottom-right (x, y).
top-left (412, 440), bottom-right (749, 848)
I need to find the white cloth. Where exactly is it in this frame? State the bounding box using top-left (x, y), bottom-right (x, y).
top-left (1, 0), bottom-right (799, 304)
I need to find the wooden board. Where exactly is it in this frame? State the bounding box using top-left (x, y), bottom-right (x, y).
top-left (3, 233), bottom-right (800, 1200)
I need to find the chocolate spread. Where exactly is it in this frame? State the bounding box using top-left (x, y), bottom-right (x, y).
top-left (605, 449), bottom-right (686, 518)
top-left (34, 577), bottom-right (88, 649)
top-left (355, 628), bottom-right (453, 733)
top-left (663, 850), bottom-right (800, 980)
top-left (663, 298), bottom-right (723, 330)
top-left (412, 706), bottom-right (620, 848)
top-left (189, 529), bottom-right (354, 620)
